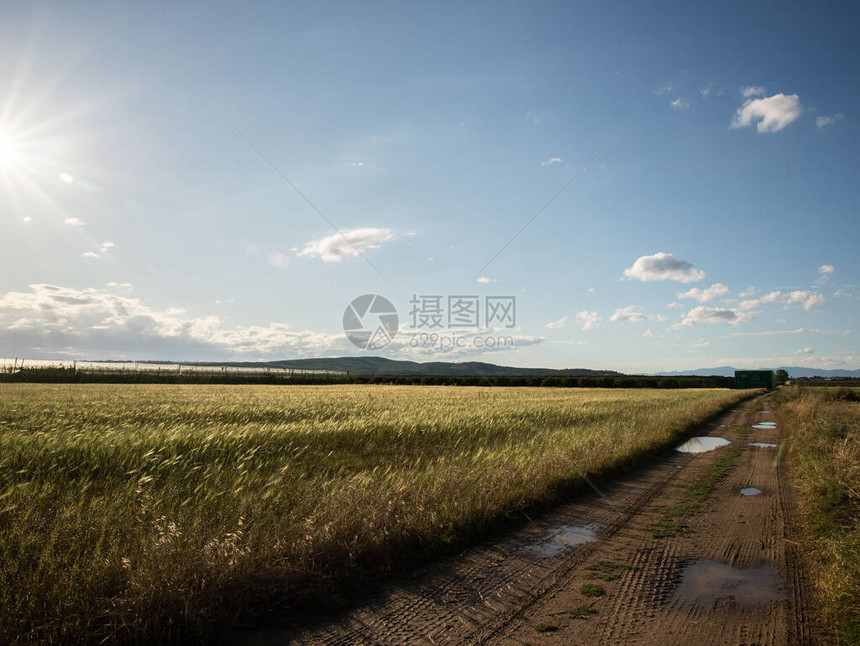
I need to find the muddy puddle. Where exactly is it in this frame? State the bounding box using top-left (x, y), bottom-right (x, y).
top-left (749, 442), bottom-right (777, 448)
top-left (524, 524), bottom-right (598, 557)
top-left (752, 422), bottom-right (777, 429)
top-left (740, 487), bottom-right (763, 496)
top-left (674, 560), bottom-right (788, 606)
top-left (675, 437), bottom-right (731, 454)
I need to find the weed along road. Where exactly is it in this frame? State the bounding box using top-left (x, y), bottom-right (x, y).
top-left (239, 395), bottom-right (815, 646)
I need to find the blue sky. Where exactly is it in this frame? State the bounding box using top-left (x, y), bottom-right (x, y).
top-left (0, 0), bottom-right (857, 372)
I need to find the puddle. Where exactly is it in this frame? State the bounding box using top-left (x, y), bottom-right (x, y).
top-left (749, 442), bottom-right (777, 448)
top-left (740, 487), bottom-right (763, 496)
top-left (731, 409), bottom-right (741, 413)
top-left (674, 560), bottom-right (788, 606)
top-left (675, 437), bottom-right (731, 454)
top-left (752, 422), bottom-right (777, 429)
top-left (524, 524), bottom-right (598, 557)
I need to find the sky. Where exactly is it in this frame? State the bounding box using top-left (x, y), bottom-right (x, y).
top-left (0, 0), bottom-right (857, 373)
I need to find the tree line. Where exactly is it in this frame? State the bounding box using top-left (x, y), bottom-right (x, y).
top-left (0, 367), bottom-right (736, 388)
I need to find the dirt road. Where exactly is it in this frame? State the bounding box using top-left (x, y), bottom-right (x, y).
top-left (236, 395), bottom-right (818, 646)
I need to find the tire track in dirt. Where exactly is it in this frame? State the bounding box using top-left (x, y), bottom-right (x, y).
top-left (493, 394), bottom-right (818, 646)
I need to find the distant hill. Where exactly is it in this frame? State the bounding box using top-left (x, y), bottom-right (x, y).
top-left (650, 366), bottom-right (860, 379)
top-left (75, 357), bottom-right (859, 379)
top-left (258, 357), bottom-right (622, 377)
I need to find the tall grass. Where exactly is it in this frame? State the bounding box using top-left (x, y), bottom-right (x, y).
top-left (775, 386), bottom-right (860, 644)
top-left (0, 384), bottom-right (750, 644)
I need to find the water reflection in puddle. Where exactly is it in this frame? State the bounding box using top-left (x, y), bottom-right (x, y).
top-left (675, 437), bottom-right (731, 454)
top-left (524, 524), bottom-right (598, 557)
top-left (752, 422), bottom-right (777, 429)
top-left (749, 442), bottom-right (777, 448)
top-left (740, 487), bottom-right (762, 496)
top-left (674, 560), bottom-right (788, 606)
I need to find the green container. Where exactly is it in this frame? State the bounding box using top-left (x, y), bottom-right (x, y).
top-left (734, 370), bottom-right (775, 390)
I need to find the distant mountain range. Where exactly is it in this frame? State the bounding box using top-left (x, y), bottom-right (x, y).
top-left (260, 357), bottom-right (622, 377)
top-left (649, 366), bottom-right (860, 379)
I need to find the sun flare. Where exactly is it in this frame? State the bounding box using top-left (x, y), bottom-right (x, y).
top-left (0, 131), bottom-right (19, 168)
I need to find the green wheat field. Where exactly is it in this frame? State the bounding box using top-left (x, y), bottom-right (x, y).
top-left (0, 384), bottom-right (751, 644)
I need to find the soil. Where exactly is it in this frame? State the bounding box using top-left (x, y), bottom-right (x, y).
top-left (231, 395), bottom-right (819, 646)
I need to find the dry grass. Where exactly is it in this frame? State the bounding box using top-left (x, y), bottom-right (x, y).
top-left (0, 384), bottom-right (751, 644)
top-left (775, 386), bottom-right (860, 644)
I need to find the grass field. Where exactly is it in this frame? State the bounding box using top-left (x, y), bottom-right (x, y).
top-left (0, 384), bottom-right (752, 644)
top-left (775, 386), bottom-right (860, 644)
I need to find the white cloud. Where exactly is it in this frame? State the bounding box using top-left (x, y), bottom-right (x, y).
top-left (623, 252), bottom-right (705, 283)
top-left (739, 286), bottom-right (757, 298)
top-left (64, 217), bottom-right (85, 226)
top-left (545, 316), bottom-right (568, 329)
top-left (541, 157), bottom-right (563, 167)
top-left (796, 347), bottom-right (815, 355)
top-left (347, 161), bottom-right (364, 167)
top-left (22, 216), bottom-right (32, 223)
top-left (576, 310), bottom-right (600, 331)
top-left (266, 252), bottom-right (290, 269)
top-left (678, 283), bottom-right (729, 302)
top-left (740, 86), bottom-right (766, 98)
top-left (731, 93), bottom-right (803, 133)
top-left (297, 227), bottom-right (395, 262)
top-left (815, 264), bottom-right (835, 285)
top-left (667, 302), bottom-right (682, 309)
top-left (674, 306), bottom-right (756, 328)
top-left (816, 113), bottom-right (844, 130)
top-left (586, 288), bottom-right (596, 294)
top-left (654, 82), bottom-right (674, 95)
top-left (82, 252), bottom-right (99, 259)
top-left (0, 284), bottom-right (347, 359)
top-left (477, 276), bottom-right (495, 284)
top-left (692, 338), bottom-right (712, 347)
top-left (100, 241), bottom-right (114, 252)
top-left (609, 305), bottom-right (665, 323)
top-left (670, 97), bottom-right (690, 110)
top-left (642, 329), bottom-right (654, 337)
top-left (739, 290), bottom-right (825, 311)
